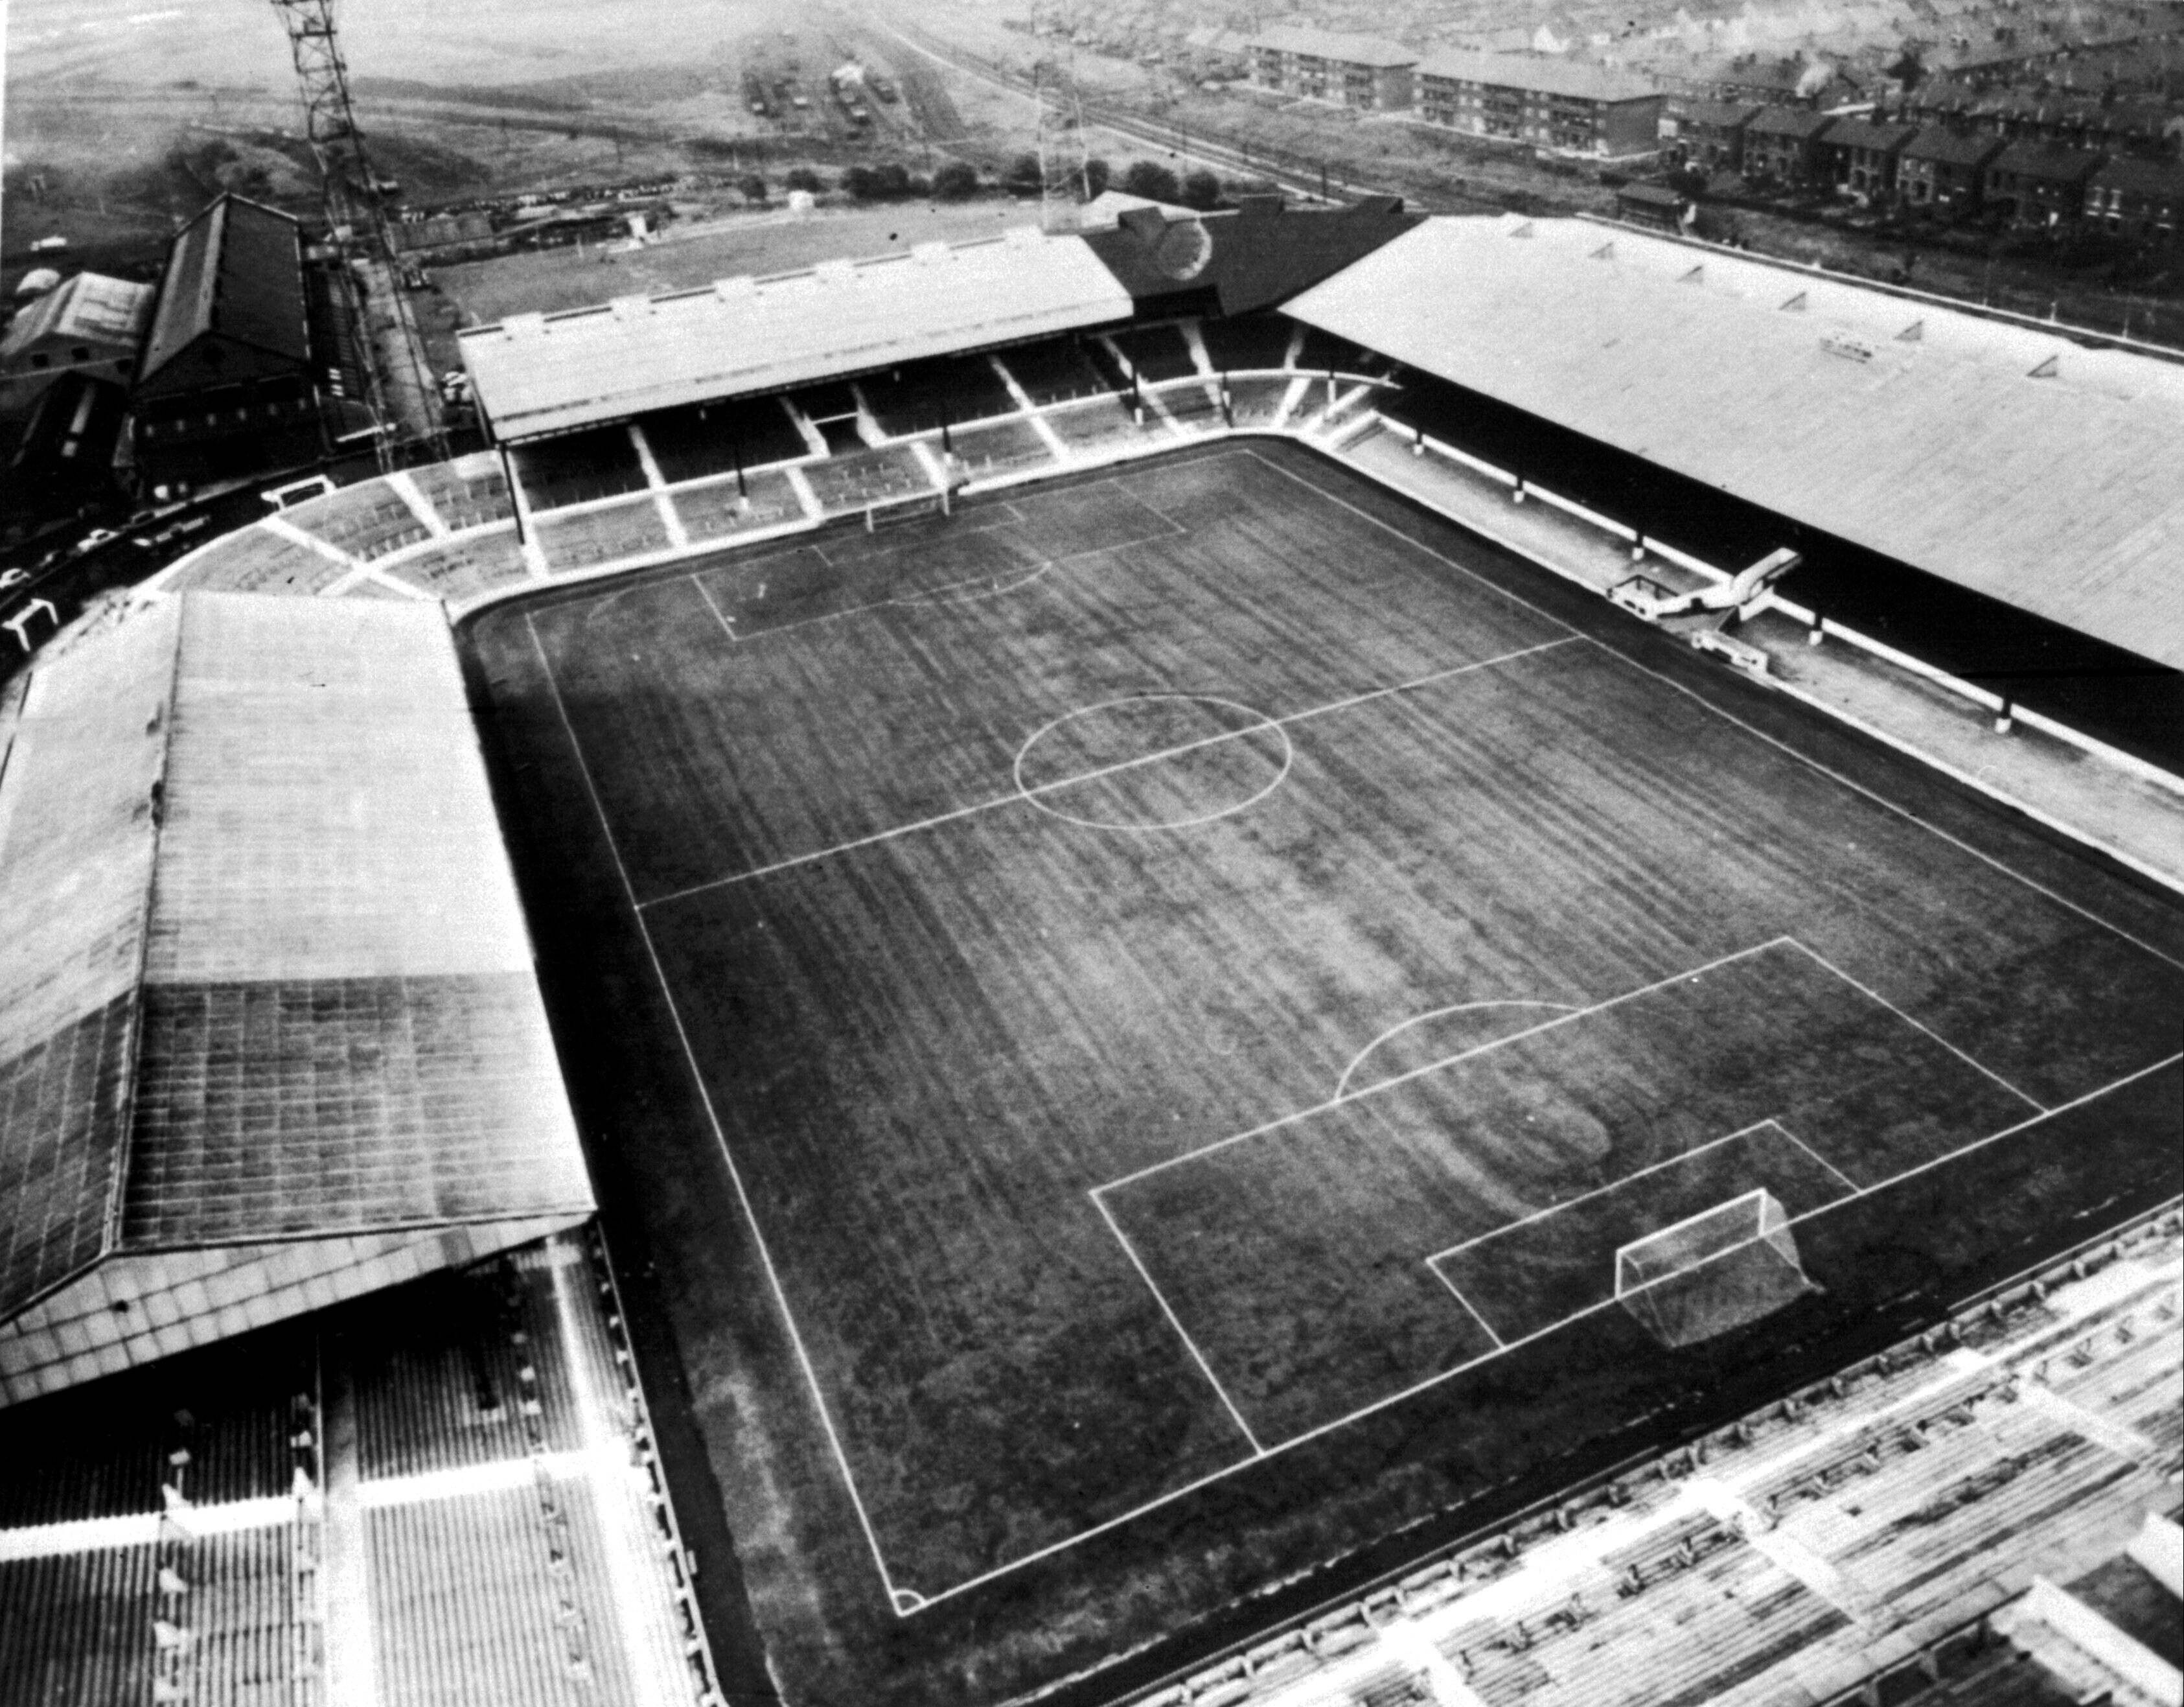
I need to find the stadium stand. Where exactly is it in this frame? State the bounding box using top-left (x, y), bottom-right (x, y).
top-left (1199, 314), bottom-right (1300, 373)
top-left (814, 415), bottom-right (868, 456)
top-left (162, 522), bottom-right (356, 596)
top-left (641, 399), bottom-right (809, 483)
top-left (510, 428), bottom-right (647, 514)
top-left (1127, 1211), bottom-right (2183, 1707)
top-left (1227, 377), bottom-right (1304, 427)
top-left (858, 353), bottom-right (1017, 439)
top-left (0, 1545), bottom-right (159, 1705)
top-left (0, 595), bottom-right (593, 1406)
top-left (947, 419), bottom-right (1061, 480)
top-left (992, 337), bottom-right (1120, 407)
top-left (1044, 393), bottom-right (1164, 457)
top-left (406, 456), bottom-right (515, 531)
top-left (532, 494), bottom-right (675, 574)
top-left (278, 480), bottom-right (434, 564)
top-left (1109, 325), bottom-right (1202, 384)
top-left (1295, 326), bottom-right (1391, 378)
top-left (0, 1230), bottom-right (718, 1707)
top-left (799, 443), bottom-right (936, 516)
top-left (673, 470), bottom-right (804, 545)
top-left (785, 380), bottom-right (860, 423)
top-left (390, 528), bottom-right (533, 605)
top-left (352, 1261), bottom-right (583, 1479)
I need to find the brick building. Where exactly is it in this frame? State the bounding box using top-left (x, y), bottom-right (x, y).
top-left (1742, 107), bottom-right (1837, 185)
top-left (1817, 117), bottom-right (1920, 198)
top-left (1247, 27), bottom-right (1416, 110)
top-left (1415, 51), bottom-right (1664, 157)
top-left (1898, 130), bottom-right (2006, 213)
top-left (2086, 157), bottom-right (2184, 243)
top-left (1662, 100), bottom-right (1763, 173)
top-left (1985, 144), bottom-right (2101, 228)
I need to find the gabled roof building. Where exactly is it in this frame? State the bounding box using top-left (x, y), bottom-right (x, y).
top-left (0, 272), bottom-right (155, 413)
top-left (0, 593), bottom-right (596, 1405)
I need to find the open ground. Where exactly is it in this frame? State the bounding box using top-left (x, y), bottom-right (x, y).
top-left (464, 441), bottom-right (2183, 1704)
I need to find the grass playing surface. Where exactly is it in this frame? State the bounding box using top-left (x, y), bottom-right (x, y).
top-left (466, 442), bottom-right (2183, 1703)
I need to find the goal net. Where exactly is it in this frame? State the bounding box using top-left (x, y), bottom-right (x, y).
top-left (1614, 1188), bottom-right (1813, 1349)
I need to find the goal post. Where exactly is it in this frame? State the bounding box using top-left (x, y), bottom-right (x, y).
top-left (1614, 1188), bottom-right (1814, 1349)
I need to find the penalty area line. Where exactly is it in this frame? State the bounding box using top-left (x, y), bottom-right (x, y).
top-left (1093, 938), bottom-right (1799, 1198)
top-left (1092, 1194), bottom-right (1268, 1456)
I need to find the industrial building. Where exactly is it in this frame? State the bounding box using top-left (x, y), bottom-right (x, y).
top-left (126, 194), bottom-right (354, 494)
top-left (0, 272), bottom-right (154, 416)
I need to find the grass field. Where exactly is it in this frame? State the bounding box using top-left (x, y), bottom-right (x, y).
top-left (465, 441), bottom-right (2184, 1704)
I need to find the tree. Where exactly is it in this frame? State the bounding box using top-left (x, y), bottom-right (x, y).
top-left (932, 160), bottom-right (980, 200)
top-left (1003, 152), bottom-right (1043, 196)
top-left (784, 166), bottom-right (825, 194)
top-left (1121, 160), bottom-right (1181, 203)
top-left (844, 162), bottom-right (915, 200)
top-left (739, 173), bottom-right (767, 205)
top-left (1083, 157), bottom-right (1112, 198)
top-left (1181, 168), bottom-right (1223, 211)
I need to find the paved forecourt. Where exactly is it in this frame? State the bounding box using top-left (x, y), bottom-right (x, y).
top-left (468, 442), bottom-right (2184, 1622)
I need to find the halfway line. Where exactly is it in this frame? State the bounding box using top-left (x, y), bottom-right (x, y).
top-left (638, 636), bottom-right (1576, 909)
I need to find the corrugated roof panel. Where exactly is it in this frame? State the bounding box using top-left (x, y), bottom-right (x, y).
top-left (122, 971), bottom-right (591, 1247)
top-left (1286, 216), bottom-right (2184, 669)
top-left (459, 229), bottom-right (1137, 441)
top-left (137, 195), bottom-right (306, 386)
top-left (0, 591), bottom-right (593, 1323)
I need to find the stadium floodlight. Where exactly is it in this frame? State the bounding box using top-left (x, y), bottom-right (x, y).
top-left (1615, 1189), bottom-right (1815, 1349)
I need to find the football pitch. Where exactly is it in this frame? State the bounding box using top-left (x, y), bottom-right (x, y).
top-left (466, 442), bottom-right (2183, 1693)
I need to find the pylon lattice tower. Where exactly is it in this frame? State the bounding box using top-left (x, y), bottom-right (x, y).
top-left (268, 0), bottom-right (439, 467)
top-left (270, 0), bottom-right (383, 239)
top-left (1030, 6), bottom-right (1092, 231)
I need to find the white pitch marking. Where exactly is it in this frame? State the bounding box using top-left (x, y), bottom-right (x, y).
top-left (1094, 938), bottom-right (1797, 1199)
top-left (1423, 1118), bottom-right (1791, 1269)
top-left (524, 614), bottom-right (909, 1612)
top-left (1337, 1000), bottom-right (1581, 1102)
top-left (831, 1049), bottom-right (2179, 1616)
top-left (1012, 692), bottom-right (1294, 833)
top-left (1434, 1272), bottom-right (1508, 1351)
top-left (689, 574), bottom-right (739, 644)
top-left (1575, 635), bottom-right (2184, 977)
top-left (1785, 938), bottom-right (2047, 1113)
top-left (1241, 447), bottom-right (1584, 642)
top-left (1773, 1119), bottom-right (1864, 1194)
top-left (641, 636), bottom-right (1576, 909)
top-left (1092, 1194), bottom-right (1267, 1455)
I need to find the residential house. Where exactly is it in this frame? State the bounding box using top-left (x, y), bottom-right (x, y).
top-left (1984, 143), bottom-right (2101, 227)
top-left (1818, 117), bottom-right (1920, 197)
top-left (1662, 100), bottom-right (1764, 173)
top-left (1897, 130), bottom-right (2006, 213)
top-left (1742, 107), bottom-right (1838, 186)
top-left (2085, 157), bottom-right (2184, 242)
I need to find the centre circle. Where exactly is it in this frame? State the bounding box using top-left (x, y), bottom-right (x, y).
top-left (1012, 693), bottom-right (1293, 831)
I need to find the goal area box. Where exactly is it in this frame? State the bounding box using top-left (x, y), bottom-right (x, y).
top-left (1614, 1188), bottom-right (1815, 1349)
